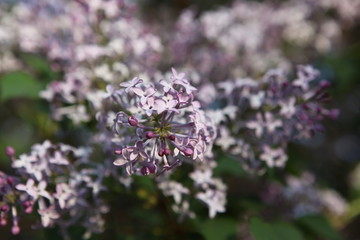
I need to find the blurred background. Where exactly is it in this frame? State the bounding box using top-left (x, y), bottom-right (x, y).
top-left (0, 0), bottom-right (360, 239)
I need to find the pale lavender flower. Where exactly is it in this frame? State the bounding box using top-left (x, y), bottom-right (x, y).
top-left (246, 113), bottom-right (265, 138)
top-left (259, 145), bottom-right (288, 168)
top-left (279, 97), bottom-right (297, 118)
top-left (120, 77), bottom-right (144, 93)
top-left (38, 200), bottom-right (60, 227)
top-left (16, 179), bottom-right (52, 201)
top-left (196, 179), bottom-right (227, 218)
top-left (158, 181), bottom-right (190, 204)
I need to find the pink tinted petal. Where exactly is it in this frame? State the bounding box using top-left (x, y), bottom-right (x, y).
top-left (174, 148), bottom-right (180, 156)
top-left (140, 96), bottom-right (147, 105)
top-left (154, 99), bottom-right (166, 113)
top-left (192, 101), bottom-right (201, 109)
top-left (113, 158), bottom-right (128, 166)
top-left (39, 181), bottom-right (47, 190)
top-left (148, 96), bottom-right (155, 105)
top-left (132, 87), bottom-right (144, 96)
top-left (15, 184), bottom-right (26, 191)
top-left (168, 100), bottom-right (178, 108)
top-left (145, 109), bottom-right (153, 116)
top-left (119, 82), bottom-right (130, 87)
top-left (125, 164), bottom-right (132, 175)
top-left (146, 87), bottom-right (156, 96)
top-left (129, 152), bottom-right (138, 161)
top-left (178, 72), bottom-right (185, 79)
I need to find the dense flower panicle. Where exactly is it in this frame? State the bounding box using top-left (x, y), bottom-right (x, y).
top-left (0, 0), bottom-right (163, 124)
top-left (261, 172), bottom-right (347, 218)
top-left (110, 69), bottom-right (216, 176)
top-left (165, 0), bottom-right (360, 85)
top-left (1, 142), bottom-right (108, 238)
top-left (212, 65), bottom-right (338, 172)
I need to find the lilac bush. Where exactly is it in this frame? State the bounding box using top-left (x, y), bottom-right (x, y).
top-left (0, 0), bottom-right (353, 239)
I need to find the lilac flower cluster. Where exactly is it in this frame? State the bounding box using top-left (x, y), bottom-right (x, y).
top-left (167, 0), bottom-right (360, 82)
top-left (212, 65), bottom-right (338, 172)
top-left (261, 172), bottom-right (347, 218)
top-left (1, 142), bottom-right (107, 238)
top-left (157, 160), bottom-right (226, 219)
top-left (109, 69), bottom-right (216, 176)
top-left (0, 0), bottom-right (162, 123)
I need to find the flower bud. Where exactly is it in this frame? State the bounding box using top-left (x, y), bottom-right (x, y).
top-left (25, 206), bottom-right (33, 214)
top-left (0, 217), bottom-right (7, 226)
top-left (11, 225), bottom-right (20, 235)
top-left (23, 201), bottom-right (31, 208)
top-left (128, 116), bottom-right (138, 126)
top-left (328, 109), bottom-right (339, 119)
top-left (7, 177), bottom-right (14, 185)
top-left (158, 149), bottom-right (164, 157)
top-left (5, 147), bottom-right (15, 158)
top-left (146, 131), bottom-right (156, 139)
top-left (0, 205), bottom-right (9, 212)
top-left (168, 135), bottom-right (176, 141)
top-left (23, 201), bottom-right (33, 214)
top-left (320, 80), bottom-right (331, 89)
top-left (141, 163), bottom-right (157, 175)
top-left (164, 148), bottom-right (171, 155)
top-left (114, 148), bottom-right (122, 155)
top-left (141, 166), bottom-right (150, 176)
top-left (183, 147), bottom-right (193, 156)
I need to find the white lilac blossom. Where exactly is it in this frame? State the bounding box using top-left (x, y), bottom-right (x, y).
top-left (0, 0), bottom-right (163, 124)
top-left (215, 65), bottom-right (338, 172)
top-left (1, 142), bottom-right (108, 238)
top-left (158, 180), bottom-right (190, 205)
top-left (158, 160), bottom-right (226, 219)
top-left (110, 69), bottom-right (216, 176)
top-left (190, 162), bottom-right (227, 218)
top-left (165, 0), bottom-right (360, 84)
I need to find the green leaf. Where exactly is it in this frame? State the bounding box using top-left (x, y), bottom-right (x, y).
top-left (272, 222), bottom-right (304, 240)
top-left (21, 52), bottom-right (53, 74)
top-left (345, 198), bottom-right (360, 220)
top-left (297, 215), bottom-right (342, 240)
top-left (250, 217), bottom-right (304, 240)
top-left (0, 71), bottom-right (43, 101)
top-left (250, 217), bottom-right (278, 240)
top-left (197, 218), bottom-right (237, 240)
top-left (214, 154), bottom-right (246, 177)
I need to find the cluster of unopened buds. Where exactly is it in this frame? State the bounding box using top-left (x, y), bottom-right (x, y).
top-left (110, 69), bottom-right (216, 176)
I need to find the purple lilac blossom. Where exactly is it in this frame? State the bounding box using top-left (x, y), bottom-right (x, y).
top-left (110, 68), bottom-right (216, 176)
